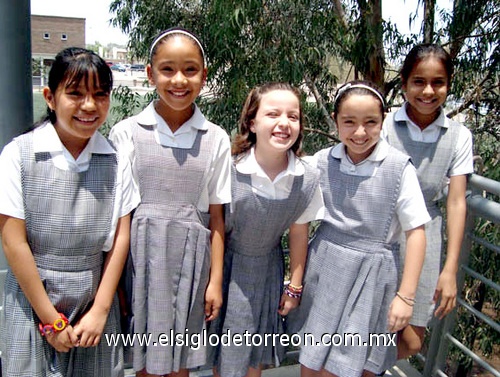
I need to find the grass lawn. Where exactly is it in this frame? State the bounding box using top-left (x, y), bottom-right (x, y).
top-left (32, 90), bottom-right (48, 123)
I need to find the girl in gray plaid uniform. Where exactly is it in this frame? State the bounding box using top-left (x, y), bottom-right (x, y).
top-left (210, 83), bottom-right (324, 377)
top-left (293, 81), bottom-right (429, 377)
top-left (382, 44), bottom-right (474, 359)
top-left (110, 28), bottom-right (231, 377)
top-left (0, 47), bottom-right (139, 376)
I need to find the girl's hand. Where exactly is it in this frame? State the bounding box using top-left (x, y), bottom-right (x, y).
top-left (204, 281), bottom-right (222, 321)
top-left (278, 292), bottom-right (300, 316)
top-left (45, 325), bottom-right (79, 352)
top-left (433, 269), bottom-right (457, 319)
top-left (387, 296), bottom-right (413, 333)
top-left (73, 306), bottom-right (109, 347)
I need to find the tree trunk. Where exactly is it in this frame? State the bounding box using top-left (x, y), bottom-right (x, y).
top-left (356, 0), bottom-right (385, 89)
top-left (423, 0), bottom-right (436, 43)
top-left (332, 0), bottom-right (348, 29)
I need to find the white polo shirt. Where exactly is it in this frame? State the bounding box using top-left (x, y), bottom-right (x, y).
top-left (109, 102), bottom-right (232, 211)
top-left (235, 147), bottom-right (324, 224)
top-left (308, 139), bottom-right (431, 242)
top-left (382, 104), bottom-right (474, 177)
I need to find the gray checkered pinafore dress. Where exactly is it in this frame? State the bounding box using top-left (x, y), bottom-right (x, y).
top-left (292, 146), bottom-right (409, 377)
top-left (130, 121), bottom-right (215, 375)
top-left (209, 161), bottom-right (319, 377)
top-left (385, 113), bottom-right (459, 326)
top-left (1, 132), bottom-right (123, 377)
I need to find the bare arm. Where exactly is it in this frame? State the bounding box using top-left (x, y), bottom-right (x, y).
top-left (204, 203), bottom-right (225, 321)
top-left (73, 214), bottom-right (131, 347)
top-left (279, 223), bottom-right (308, 316)
top-left (388, 225), bottom-right (426, 332)
top-left (0, 215), bottom-right (78, 351)
top-left (434, 174), bottom-right (467, 318)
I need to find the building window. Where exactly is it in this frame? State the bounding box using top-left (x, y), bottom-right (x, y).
top-left (61, 33), bottom-right (67, 41)
top-left (43, 32), bottom-right (50, 40)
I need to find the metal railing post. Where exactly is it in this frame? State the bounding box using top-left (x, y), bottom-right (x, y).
top-left (423, 174), bottom-right (500, 376)
top-left (423, 197), bottom-right (476, 376)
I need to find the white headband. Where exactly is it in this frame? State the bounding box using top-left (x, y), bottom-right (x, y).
top-left (149, 29), bottom-right (206, 64)
top-left (334, 83), bottom-right (386, 108)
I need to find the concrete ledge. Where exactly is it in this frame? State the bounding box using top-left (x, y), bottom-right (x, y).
top-left (126, 359), bottom-right (421, 377)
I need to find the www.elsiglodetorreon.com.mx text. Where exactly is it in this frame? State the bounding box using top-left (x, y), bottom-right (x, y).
top-left (105, 329), bottom-right (397, 350)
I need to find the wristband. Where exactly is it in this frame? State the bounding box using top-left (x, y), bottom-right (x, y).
top-left (284, 286), bottom-right (302, 299)
top-left (288, 283), bottom-right (303, 291)
top-left (38, 313), bottom-right (69, 336)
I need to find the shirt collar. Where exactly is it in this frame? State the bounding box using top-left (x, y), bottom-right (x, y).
top-left (330, 138), bottom-right (389, 164)
top-left (33, 122), bottom-right (115, 155)
top-left (394, 103), bottom-right (448, 129)
top-left (137, 101), bottom-right (209, 133)
top-left (236, 146), bottom-right (305, 177)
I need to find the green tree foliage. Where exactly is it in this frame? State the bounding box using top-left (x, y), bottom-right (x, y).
top-left (86, 41), bottom-right (103, 54)
top-left (31, 58), bottom-right (42, 76)
top-left (110, 0), bottom-right (347, 152)
top-left (109, 0), bottom-right (498, 157)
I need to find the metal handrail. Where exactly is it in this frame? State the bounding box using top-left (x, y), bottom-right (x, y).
top-left (443, 334), bottom-right (500, 377)
top-left (423, 173), bottom-right (500, 376)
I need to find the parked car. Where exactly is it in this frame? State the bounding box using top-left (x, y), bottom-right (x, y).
top-left (110, 64), bottom-right (126, 72)
top-left (130, 64), bottom-right (145, 72)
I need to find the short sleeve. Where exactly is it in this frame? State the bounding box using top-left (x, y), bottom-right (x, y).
top-left (294, 184), bottom-right (324, 224)
top-left (102, 152), bottom-right (140, 251)
top-left (117, 155), bottom-right (140, 218)
top-left (0, 141), bottom-right (24, 219)
top-left (206, 128), bottom-right (232, 204)
top-left (109, 119), bottom-right (136, 170)
top-left (449, 125), bottom-right (474, 177)
top-left (395, 163), bottom-right (431, 231)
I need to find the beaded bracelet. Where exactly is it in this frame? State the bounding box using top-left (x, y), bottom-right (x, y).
top-left (284, 288), bottom-right (301, 299)
top-left (284, 285), bottom-right (302, 299)
top-left (38, 313), bottom-right (69, 336)
top-left (396, 292), bottom-right (415, 307)
top-left (288, 283), bottom-right (303, 292)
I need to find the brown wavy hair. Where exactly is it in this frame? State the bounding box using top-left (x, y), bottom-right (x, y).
top-left (232, 82), bottom-right (304, 158)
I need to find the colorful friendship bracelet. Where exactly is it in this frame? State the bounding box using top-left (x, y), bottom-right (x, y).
top-left (284, 287), bottom-right (302, 299)
top-left (284, 283), bottom-right (303, 299)
top-left (38, 313), bottom-right (69, 336)
top-left (288, 283), bottom-right (303, 291)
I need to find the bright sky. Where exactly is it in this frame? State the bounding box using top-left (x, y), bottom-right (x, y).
top-left (30, 0), bottom-right (128, 45)
top-left (30, 0), bottom-right (452, 46)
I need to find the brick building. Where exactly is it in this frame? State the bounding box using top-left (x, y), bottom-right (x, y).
top-left (31, 15), bottom-right (85, 66)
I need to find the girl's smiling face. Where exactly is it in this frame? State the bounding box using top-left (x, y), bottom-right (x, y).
top-left (250, 89), bottom-right (301, 157)
top-left (44, 75), bottom-right (110, 147)
top-left (147, 35), bottom-right (207, 129)
top-left (335, 94), bottom-right (383, 164)
top-left (402, 55), bottom-right (449, 128)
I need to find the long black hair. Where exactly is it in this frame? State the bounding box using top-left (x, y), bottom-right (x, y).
top-left (400, 43), bottom-right (453, 85)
